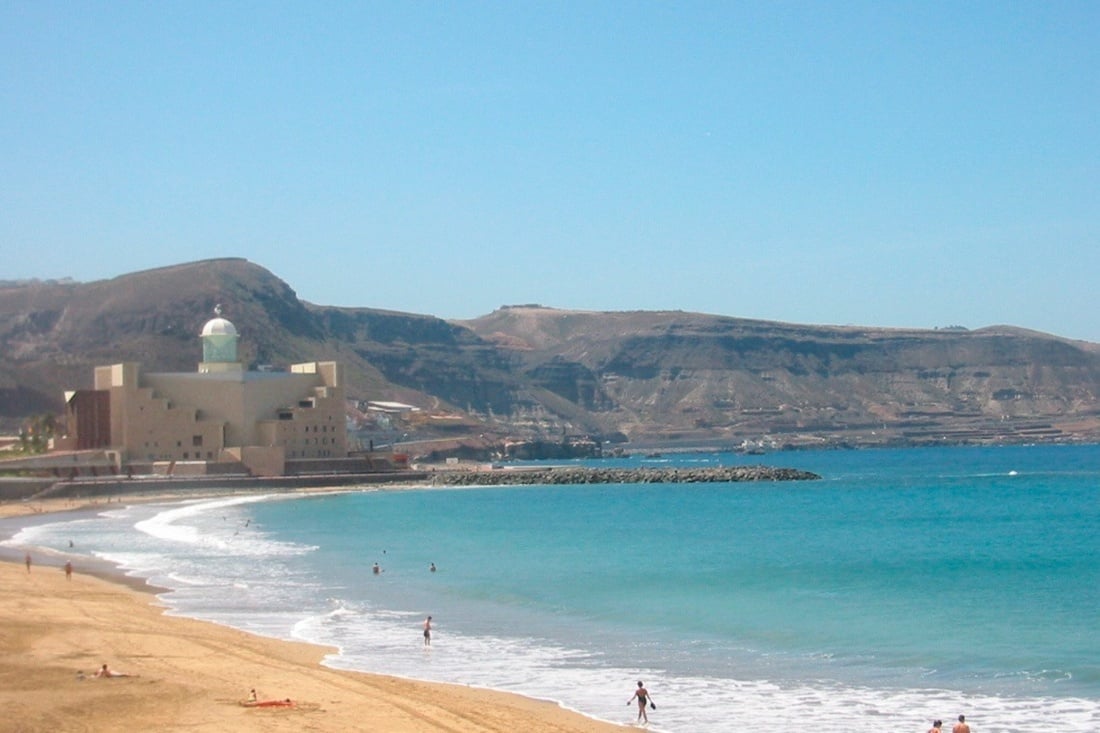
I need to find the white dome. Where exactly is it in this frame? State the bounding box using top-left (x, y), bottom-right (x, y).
top-left (201, 317), bottom-right (238, 337)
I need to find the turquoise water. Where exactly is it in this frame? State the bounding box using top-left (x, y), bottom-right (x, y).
top-left (7, 445), bottom-right (1100, 731)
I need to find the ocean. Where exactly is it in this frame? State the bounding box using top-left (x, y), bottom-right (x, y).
top-left (5, 444), bottom-right (1099, 732)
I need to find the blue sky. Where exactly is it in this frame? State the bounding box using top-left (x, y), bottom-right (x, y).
top-left (3, 2), bottom-right (1098, 340)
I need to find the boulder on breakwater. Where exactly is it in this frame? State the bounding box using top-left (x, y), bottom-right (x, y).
top-left (429, 465), bottom-right (820, 487)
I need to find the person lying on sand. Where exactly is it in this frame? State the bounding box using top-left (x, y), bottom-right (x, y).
top-left (242, 697), bottom-right (296, 708)
top-left (243, 687), bottom-right (297, 707)
top-left (94, 663), bottom-right (136, 678)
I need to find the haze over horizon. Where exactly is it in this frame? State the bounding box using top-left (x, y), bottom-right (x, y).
top-left (3, 3), bottom-right (1097, 342)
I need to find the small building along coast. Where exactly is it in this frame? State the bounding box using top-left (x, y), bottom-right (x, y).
top-left (52, 307), bottom-right (371, 480)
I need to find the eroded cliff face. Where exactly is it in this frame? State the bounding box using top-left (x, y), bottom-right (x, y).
top-left (460, 307), bottom-right (1100, 444)
top-left (3, 261), bottom-right (1099, 445)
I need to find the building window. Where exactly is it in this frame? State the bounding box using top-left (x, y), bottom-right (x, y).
top-left (193, 435), bottom-right (203, 447)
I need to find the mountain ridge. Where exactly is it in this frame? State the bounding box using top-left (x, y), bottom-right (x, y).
top-left (2, 258), bottom-right (1099, 447)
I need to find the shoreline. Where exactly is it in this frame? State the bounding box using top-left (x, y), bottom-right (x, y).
top-left (0, 491), bottom-right (631, 733)
top-left (0, 459), bottom-right (820, 582)
top-left (5, 452), bottom-right (1098, 732)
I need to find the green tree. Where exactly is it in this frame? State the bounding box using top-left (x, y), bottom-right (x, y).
top-left (20, 413), bottom-right (58, 454)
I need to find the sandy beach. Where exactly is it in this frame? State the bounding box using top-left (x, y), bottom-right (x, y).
top-left (0, 495), bottom-right (629, 733)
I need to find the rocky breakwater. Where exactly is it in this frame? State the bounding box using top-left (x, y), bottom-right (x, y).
top-left (430, 465), bottom-right (820, 487)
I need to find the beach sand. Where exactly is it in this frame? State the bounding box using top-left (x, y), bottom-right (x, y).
top-left (0, 496), bottom-right (628, 733)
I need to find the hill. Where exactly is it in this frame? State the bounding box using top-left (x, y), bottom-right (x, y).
top-left (462, 307), bottom-right (1100, 446)
top-left (3, 258), bottom-right (1099, 448)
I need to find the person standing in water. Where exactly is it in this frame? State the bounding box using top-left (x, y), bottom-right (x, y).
top-left (628, 680), bottom-right (653, 724)
top-left (423, 615), bottom-right (432, 646)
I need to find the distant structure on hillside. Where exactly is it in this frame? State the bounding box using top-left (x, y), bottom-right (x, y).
top-left (55, 307), bottom-right (348, 477)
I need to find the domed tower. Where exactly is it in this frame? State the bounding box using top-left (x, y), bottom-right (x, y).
top-left (198, 305), bottom-right (243, 373)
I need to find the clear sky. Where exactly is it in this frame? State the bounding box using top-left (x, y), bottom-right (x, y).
top-left (3, 2), bottom-right (1098, 341)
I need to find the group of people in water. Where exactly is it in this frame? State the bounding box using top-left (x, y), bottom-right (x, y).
top-left (404, 561), bottom-right (660, 727)
top-left (930, 715), bottom-right (971, 733)
top-left (624, 682), bottom-right (970, 729)
top-left (372, 559), bottom-right (437, 575)
top-left (366, 558), bottom-right (437, 648)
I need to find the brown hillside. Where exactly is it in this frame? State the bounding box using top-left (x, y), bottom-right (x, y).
top-left (2, 260), bottom-right (1100, 448)
top-left (459, 306), bottom-right (1100, 446)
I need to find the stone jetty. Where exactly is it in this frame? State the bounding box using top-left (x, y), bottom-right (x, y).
top-left (430, 464), bottom-right (820, 487)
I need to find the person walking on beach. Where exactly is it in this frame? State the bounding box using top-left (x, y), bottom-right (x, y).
top-left (64, 561), bottom-right (73, 580)
top-left (423, 615), bottom-right (432, 646)
top-left (628, 680), bottom-right (653, 724)
top-left (953, 714), bottom-right (971, 733)
top-left (24, 553), bottom-right (31, 573)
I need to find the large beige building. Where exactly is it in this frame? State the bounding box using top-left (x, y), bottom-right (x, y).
top-left (57, 309), bottom-right (348, 477)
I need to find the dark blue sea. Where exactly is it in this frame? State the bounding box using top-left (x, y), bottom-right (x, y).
top-left (7, 445), bottom-right (1099, 732)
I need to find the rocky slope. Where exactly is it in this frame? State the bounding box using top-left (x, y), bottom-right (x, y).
top-left (461, 307), bottom-right (1100, 445)
top-left (2, 258), bottom-right (1099, 447)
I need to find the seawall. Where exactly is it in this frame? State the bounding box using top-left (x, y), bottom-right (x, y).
top-left (429, 465), bottom-right (820, 486)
